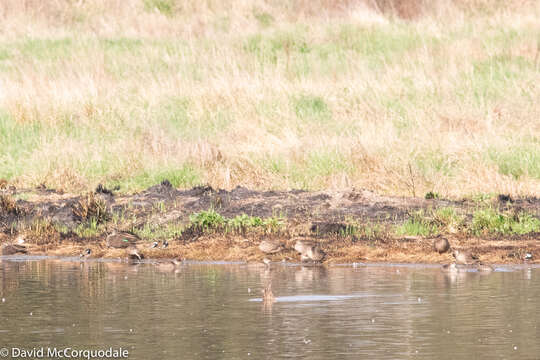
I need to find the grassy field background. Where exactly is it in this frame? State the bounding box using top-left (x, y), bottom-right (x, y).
top-left (0, 0), bottom-right (538, 197)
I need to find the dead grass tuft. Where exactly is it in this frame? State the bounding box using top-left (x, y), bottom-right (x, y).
top-left (0, 194), bottom-right (23, 216)
top-left (25, 220), bottom-right (61, 245)
top-left (72, 193), bottom-right (110, 224)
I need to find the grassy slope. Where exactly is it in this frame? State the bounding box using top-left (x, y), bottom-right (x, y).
top-left (0, 0), bottom-right (538, 197)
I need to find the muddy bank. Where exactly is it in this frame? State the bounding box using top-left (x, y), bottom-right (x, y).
top-left (0, 183), bottom-right (539, 264)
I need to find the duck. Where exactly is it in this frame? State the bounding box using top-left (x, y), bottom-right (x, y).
top-left (262, 258), bottom-right (271, 267)
top-left (294, 240), bottom-right (325, 262)
top-left (150, 241), bottom-right (159, 249)
top-left (161, 240), bottom-right (169, 249)
top-left (127, 244), bottom-right (143, 261)
top-left (79, 248), bottom-right (92, 258)
top-left (106, 230), bottom-right (140, 249)
top-left (453, 250), bottom-right (478, 265)
top-left (1, 243), bottom-right (27, 255)
top-left (294, 240), bottom-right (317, 254)
top-left (258, 240), bottom-right (283, 254)
top-left (476, 263), bottom-right (494, 273)
top-left (441, 263), bottom-right (459, 273)
top-left (433, 237), bottom-right (450, 254)
top-left (305, 245), bottom-right (325, 262)
top-left (156, 258), bottom-right (183, 271)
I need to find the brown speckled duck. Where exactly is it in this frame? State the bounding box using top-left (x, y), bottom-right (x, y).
top-left (1, 243), bottom-right (27, 256)
top-left (156, 258), bottom-right (183, 271)
top-left (433, 237), bottom-right (450, 254)
top-left (294, 240), bottom-right (325, 262)
top-left (453, 250), bottom-right (478, 265)
top-left (259, 240), bottom-right (283, 254)
top-left (127, 244), bottom-right (143, 260)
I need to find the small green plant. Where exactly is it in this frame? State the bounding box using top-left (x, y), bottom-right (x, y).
top-left (74, 218), bottom-right (101, 238)
top-left (262, 215), bottom-right (285, 233)
top-left (189, 209), bottom-right (225, 230)
top-left (425, 191), bottom-right (439, 199)
top-left (227, 214), bottom-right (263, 232)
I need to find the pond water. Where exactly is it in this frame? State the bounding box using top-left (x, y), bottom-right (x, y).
top-left (0, 258), bottom-right (538, 359)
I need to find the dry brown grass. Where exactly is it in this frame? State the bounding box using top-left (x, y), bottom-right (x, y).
top-left (72, 193), bottom-right (110, 223)
top-left (0, 0), bottom-right (538, 197)
top-left (0, 194), bottom-right (22, 215)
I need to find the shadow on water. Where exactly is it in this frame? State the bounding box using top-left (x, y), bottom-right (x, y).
top-left (0, 258), bottom-right (538, 359)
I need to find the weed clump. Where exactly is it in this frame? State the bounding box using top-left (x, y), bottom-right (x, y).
top-left (25, 220), bottom-right (61, 245)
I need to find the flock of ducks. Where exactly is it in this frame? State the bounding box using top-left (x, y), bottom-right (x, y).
top-left (1, 231), bottom-right (533, 277)
top-left (435, 237), bottom-right (496, 273)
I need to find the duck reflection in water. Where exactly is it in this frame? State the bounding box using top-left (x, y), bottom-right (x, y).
top-left (262, 282), bottom-right (276, 313)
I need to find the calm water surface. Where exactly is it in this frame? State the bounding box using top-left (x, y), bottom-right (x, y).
top-left (0, 258), bottom-right (538, 360)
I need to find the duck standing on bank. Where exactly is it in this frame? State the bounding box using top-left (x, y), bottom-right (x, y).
top-left (106, 230), bottom-right (140, 249)
top-left (80, 249), bottom-right (92, 258)
top-left (259, 240), bottom-right (283, 254)
top-left (433, 237), bottom-right (451, 254)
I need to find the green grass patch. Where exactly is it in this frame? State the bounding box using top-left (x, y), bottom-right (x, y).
top-left (143, 0), bottom-right (176, 16)
top-left (106, 165), bottom-right (202, 193)
top-left (415, 150), bottom-right (458, 177)
top-left (73, 218), bottom-right (103, 238)
top-left (253, 11), bottom-right (274, 27)
top-left (154, 97), bottom-right (232, 140)
top-left (134, 222), bottom-right (184, 240)
top-left (189, 209), bottom-right (285, 234)
top-left (292, 95), bottom-right (331, 123)
top-left (471, 208), bottom-right (540, 235)
top-left (487, 145), bottom-right (540, 180)
top-left (20, 38), bottom-right (74, 61)
top-left (101, 38), bottom-right (143, 53)
top-left (396, 210), bottom-right (439, 237)
top-left (328, 24), bottom-right (424, 66)
top-left (461, 54), bottom-right (534, 104)
top-left (244, 28), bottom-right (310, 66)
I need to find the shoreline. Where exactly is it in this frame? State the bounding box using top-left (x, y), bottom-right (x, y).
top-left (1, 254), bottom-right (538, 269)
top-left (1, 183), bottom-right (539, 265)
